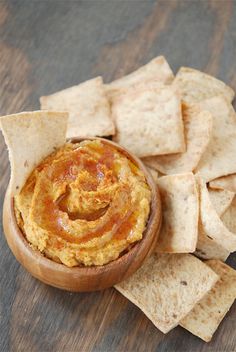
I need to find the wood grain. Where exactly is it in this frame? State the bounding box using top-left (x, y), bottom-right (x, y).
top-left (0, 1), bottom-right (236, 351)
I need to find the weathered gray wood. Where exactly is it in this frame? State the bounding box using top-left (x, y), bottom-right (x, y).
top-left (0, 1), bottom-right (236, 351)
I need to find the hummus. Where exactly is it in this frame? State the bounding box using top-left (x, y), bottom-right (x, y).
top-left (14, 140), bottom-right (151, 267)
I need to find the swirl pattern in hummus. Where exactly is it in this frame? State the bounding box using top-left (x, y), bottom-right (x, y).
top-left (14, 140), bottom-right (151, 267)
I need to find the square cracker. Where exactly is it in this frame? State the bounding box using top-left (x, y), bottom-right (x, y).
top-left (107, 56), bottom-right (174, 99)
top-left (143, 103), bottom-right (212, 174)
top-left (195, 96), bottom-right (236, 182)
top-left (112, 85), bottom-right (185, 157)
top-left (0, 111), bottom-right (68, 195)
top-left (40, 77), bottom-right (115, 138)
top-left (115, 253), bottom-right (218, 333)
top-left (173, 67), bottom-right (234, 103)
top-left (156, 173), bottom-right (198, 253)
top-left (180, 260), bottom-right (236, 342)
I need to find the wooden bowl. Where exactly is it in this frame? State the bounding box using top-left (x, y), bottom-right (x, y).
top-left (3, 137), bottom-right (162, 292)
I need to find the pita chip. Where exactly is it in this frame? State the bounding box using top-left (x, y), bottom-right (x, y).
top-left (195, 96), bottom-right (236, 182)
top-left (107, 56), bottom-right (174, 99)
top-left (198, 177), bottom-right (236, 252)
top-left (173, 67), bottom-right (234, 103)
top-left (112, 85), bottom-right (185, 157)
top-left (156, 173), bottom-right (198, 253)
top-left (208, 188), bottom-right (234, 216)
top-left (195, 226), bottom-right (230, 262)
top-left (210, 174), bottom-right (236, 193)
top-left (40, 77), bottom-right (115, 138)
top-left (143, 103), bottom-right (212, 174)
top-left (195, 180), bottom-right (233, 261)
top-left (115, 253), bottom-right (218, 333)
top-left (180, 260), bottom-right (236, 342)
top-left (221, 197), bottom-right (236, 234)
top-left (0, 111), bottom-right (68, 195)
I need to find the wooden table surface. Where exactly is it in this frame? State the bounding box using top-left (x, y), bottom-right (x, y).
top-left (1, 1), bottom-right (236, 351)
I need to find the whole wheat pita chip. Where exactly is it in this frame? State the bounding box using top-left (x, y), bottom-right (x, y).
top-left (221, 197), bottom-right (236, 234)
top-left (198, 177), bottom-right (236, 252)
top-left (112, 85), bottom-right (185, 157)
top-left (115, 253), bottom-right (218, 333)
top-left (111, 80), bottom-right (167, 102)
top-left (195, 226), bottom-right (230, 262)
top-left (0, 111), bottom-right (68, 195)
top-left (173, 67), bottom-right (234, 103)
top-left (195, 179), bottom-right (232, 261)
top-left (195, 96), bottom-right (236, 182)
top-left (208, 188), bottom-right (234, 216)
top-left (143, 103), bottom-right (212, 174)
top-left (180, 260), bottom-right (236, 342)
top-left (40, 77), bottom-right (115, 138)
top-left (210, 174), bottom-right (236, 193)
top-left (156, 173), bottom-right (198, 253)
top-left (107, 56), bottom-right (174, 99)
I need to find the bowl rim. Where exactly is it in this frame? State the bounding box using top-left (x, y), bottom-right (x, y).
top-left (7, 136), bottom-right (161, 275)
